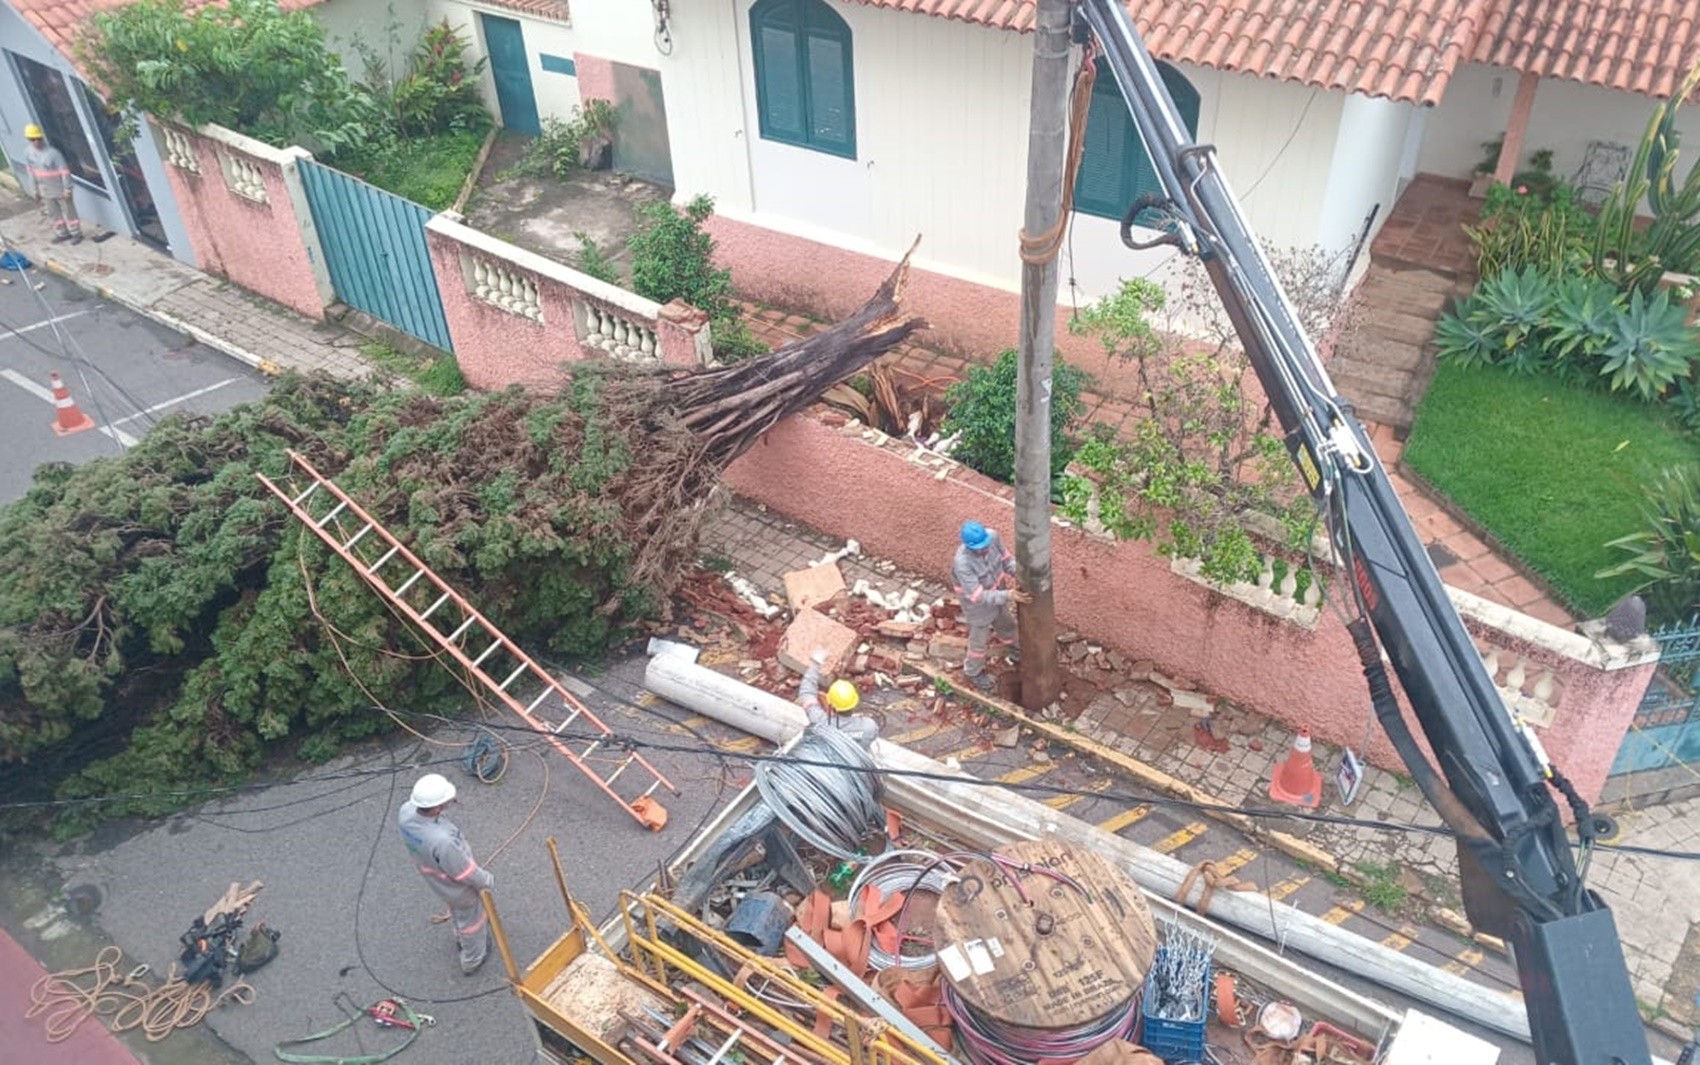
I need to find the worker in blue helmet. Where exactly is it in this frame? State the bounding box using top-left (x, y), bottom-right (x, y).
top-left (951, 520), bottom-right (1030, 690)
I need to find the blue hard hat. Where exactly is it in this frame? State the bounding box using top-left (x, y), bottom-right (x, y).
top-left (960, 520), bottom-right (991, 550)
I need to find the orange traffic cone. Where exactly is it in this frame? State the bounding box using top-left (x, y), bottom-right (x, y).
top-left (48, 372), bottom-right (94, 436)
top-left (1268, 729), bottom-right (1323, 809)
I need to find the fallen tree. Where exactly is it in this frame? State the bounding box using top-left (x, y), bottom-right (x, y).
top-left (0, 252), bottom-right (924, 834)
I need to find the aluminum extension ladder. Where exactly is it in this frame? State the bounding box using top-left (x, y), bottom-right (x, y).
top-left (257, 450), bottom-right (676, 830)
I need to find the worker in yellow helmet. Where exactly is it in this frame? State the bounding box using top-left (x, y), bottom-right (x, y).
top-left (801, 648), bottom-right (879, 746)
top-left (23, 123), bottom-right (82, 245)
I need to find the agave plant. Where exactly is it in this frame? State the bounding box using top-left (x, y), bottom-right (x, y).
top-left (1598, 286), bottom-right (1700, 399)
top-left (1432, 296), bottom-right (1504, 367)
top-left (1599, 465), bottom-right (1700, 625)
top-left (1541, 273), bottom-right (1621, 373)
top-left (1474, 266), bottom-right (1557, 359)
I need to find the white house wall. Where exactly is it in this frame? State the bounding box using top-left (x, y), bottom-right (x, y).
top-left (1315, 93), bottom-right (1416, 263)
top-left (312, 0), bottom-right (432, 85)
top-left (427, 2), bottom-right (582, 125)
top-left (1418, 62), bottom-right (1700, 205)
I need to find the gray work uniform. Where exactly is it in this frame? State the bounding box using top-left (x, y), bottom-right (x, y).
top-left (798, 662), bottom-right (878, 746)
top-left (952, 530), bottom-right (1018, 678)
top-left (24, 142), bottom-right (80, 238)
top-left (398, 800), bottom-right (494, 973)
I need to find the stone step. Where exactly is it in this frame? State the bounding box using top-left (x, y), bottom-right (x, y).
top-left (1335, 388), bottom-right (1410, 427)
top-left (1358, 274), bottom-right (1458, 313)
top-left (1363, 307), bottom-right (1444, 347)
top-left (1347, 337), bottom-right (1428, 372)
top-left (1332, 360), bottom-right (1415, 401)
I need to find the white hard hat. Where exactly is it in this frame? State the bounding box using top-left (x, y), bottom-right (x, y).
top-left (410, 773), bottom-right (456, 807)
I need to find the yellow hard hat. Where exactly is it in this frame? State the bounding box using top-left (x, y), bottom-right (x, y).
top-left (826, 680), bottom-right (860, 713)
top-left (24, 124), bottom-right (44, 140)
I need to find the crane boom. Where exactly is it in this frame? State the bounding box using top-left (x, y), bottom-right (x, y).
top-left (1071, 1), bottom-right (1651, 1061)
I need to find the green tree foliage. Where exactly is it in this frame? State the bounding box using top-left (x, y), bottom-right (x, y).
top-left (939, 349), bottom-right (1088, 486)
top-left (0, 374), bottom-right (703, 834)
top-left (628, 196), bottom-right (769, 362)
top-left (79, 0), bottom-right (371, 156)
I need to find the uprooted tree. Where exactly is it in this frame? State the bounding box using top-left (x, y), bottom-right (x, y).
top-left (0, 254), bottom-right (925, 836)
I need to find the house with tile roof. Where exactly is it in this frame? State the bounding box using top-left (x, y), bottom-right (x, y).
top-left (413, 0), bottom-right (1700, 362)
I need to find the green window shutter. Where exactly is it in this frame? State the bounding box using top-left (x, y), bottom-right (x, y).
top-left (750, 0), bottom-right (856, 159)
top-left (1073, 59), bottom-right (1199, 222)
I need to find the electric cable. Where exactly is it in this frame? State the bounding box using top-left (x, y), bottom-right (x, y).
top-left (846, 849), bottom-right (959, 971)
top-left (942, 975), bottom-right (1140, 1065)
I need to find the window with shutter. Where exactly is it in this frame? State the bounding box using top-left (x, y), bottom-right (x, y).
top-left (1073, 59), bottom-right (1199, 222)
top-left (750, 0), bottom-right (857, 159)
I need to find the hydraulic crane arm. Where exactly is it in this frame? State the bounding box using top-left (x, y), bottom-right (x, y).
top-left (1072, 2), bottom-right (1652, 1062)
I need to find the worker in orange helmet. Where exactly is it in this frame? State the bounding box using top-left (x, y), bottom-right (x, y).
top-left (801, 648), bottom-right (879, 746)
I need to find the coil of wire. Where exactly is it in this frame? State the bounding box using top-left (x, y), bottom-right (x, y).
top-left (941, 979), bottom-right (1142, 1065)
top-left (754, 724), bottom-right (885, 862)
top-left (847, 849), bottom-right (957, 971)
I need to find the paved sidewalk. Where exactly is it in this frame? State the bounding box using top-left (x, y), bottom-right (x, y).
top-left (701, 497), bottom-right (1700, 1037)
top-left (0, 191), bottom-right (370, 382)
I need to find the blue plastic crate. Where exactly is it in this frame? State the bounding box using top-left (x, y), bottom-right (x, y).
top-left (1139, 949), bottom-right (1211, 1063)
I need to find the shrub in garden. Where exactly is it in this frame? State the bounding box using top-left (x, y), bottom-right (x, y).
top-left (628, 196), bottom-right (768, 362)
top-left (1599, 465), bottom-right (1700, 625)
top-left (517, 100), bottom-right (620, 178)
top-left (940, 350), bottom-right (1088, 487)
top-left (1466, 183), bottom-right (1598, 278)
top-left (386, 20), bottom-right (489, 137)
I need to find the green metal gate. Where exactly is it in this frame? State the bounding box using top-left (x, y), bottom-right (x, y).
top-left (297, 161), bottom-right (453, 352)
top-left (1611, 615), bottom-right (1700, 774)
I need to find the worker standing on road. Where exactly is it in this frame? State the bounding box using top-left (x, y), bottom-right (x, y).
top-left (952, 520), bottom-right (1030, 691)
top-left (23, 125), bottom-right (82, 245)
top-left (801, 648), bottom-right (879, 746)
top-left (398, 773), bottom-right (495, 975)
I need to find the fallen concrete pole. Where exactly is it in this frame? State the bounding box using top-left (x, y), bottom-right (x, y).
top-left (870, 740), bottom-right (1536, 1045)
top-left (644, 654), bottom-right (808, 746)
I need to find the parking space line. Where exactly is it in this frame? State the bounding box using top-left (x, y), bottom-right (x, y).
top-left (1442, 947), bottom-right (1484, 975)
top-left (889, 722), bottom-right (948, 746)
top-left (1046, 779), bottom-right (1110, 810)
top-left (1096, 805), bottom-right (1152, 834)
top-left (1319, 900), bottom-right (1365, 925)
top-left (0, 310), bottom-right (90, 341)
top-left (1267, 876), bottom-right (1309, 902)
top-left (0, 368), bottom-right (138, 448)
top-left (110, 378), bottom-right (240, 425)
top-left (993, 763), bottom-right (1054, 787)
top-left (1152, 822), bottom-right (1207, 853)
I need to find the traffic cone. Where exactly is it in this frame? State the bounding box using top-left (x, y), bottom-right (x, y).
top-left (1268, 729), bottom-right (1323, 809)
top-left (48, 372), bottom-right (94, 436)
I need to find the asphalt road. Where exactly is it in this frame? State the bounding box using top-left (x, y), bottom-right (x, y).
top-left (0, 260), bottom-right (267, 502)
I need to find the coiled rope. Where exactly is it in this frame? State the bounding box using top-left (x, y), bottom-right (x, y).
top-left (27, 945), bottom-right (256, 1044)
top-left (753, 725), bottom-right (885, 861)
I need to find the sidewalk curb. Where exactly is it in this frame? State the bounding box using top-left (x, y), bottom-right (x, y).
top-left (32, 254), bottom-right (278, 377)
top-left (907, 660), bottom-right (1508, 954)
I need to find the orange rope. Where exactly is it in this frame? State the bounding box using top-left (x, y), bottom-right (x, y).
top-left (1019, 42), bottom-right (1098, 266)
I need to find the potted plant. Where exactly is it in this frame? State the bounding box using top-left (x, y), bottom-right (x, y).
top-left (1470, 137), bottom-right (1503, 198)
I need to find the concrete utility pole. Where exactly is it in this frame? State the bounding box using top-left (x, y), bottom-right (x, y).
top-left (1012, 0), bottom-right (1073, 711)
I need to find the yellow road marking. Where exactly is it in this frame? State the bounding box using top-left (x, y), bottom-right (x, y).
top-left (634, 691), bottom-right (659, 707)
top-left (1319, 900), bottom-right (1364, 925)
top-left (936, 741), bottom-right (991, 765)
top-left (889, 722), bottom-right (949, 746)
top-left (716, 735), bottom-right (766, 754)
top-left (676, 715), bottom-right (711, 730)
top-left (994, 763), bottom-right (1055, 787)
top-left (1443, 947), bottom-right (1484, 975)
top-left (1153, 822), bottom-right (1207, 854)
top-left (1380, 925), bottom-right (1422, 952)
top-left (1213, 849), bottom-right (1258, 875)
top-left (1268, 876), bottom-right (1309, 902)
top-left (1096, 806), bottom-right (1152, 834)
top-left (1046, 779), bottom-right (1111, 810)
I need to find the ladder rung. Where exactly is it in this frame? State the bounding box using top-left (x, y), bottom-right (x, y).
top-left (553, 708), bottom-right (583, 734)
top-left (367, 545), bottom-right (401, 573)
top-left (288, 482), bottom-right (320, 507)
top-left (603, 754), bottom-right (637, 787)
top-left (579, 739), bottom-right (602, 760)
top-left (313, 500), bottom-right (349, 528)
top-left (343, 523), bottom-right (375, 551)
top-left (640, 779), bottom-right (663, 798)
top-left (525, 689), bottom-right (553, 714)
top-left (394, 569), bottom-right (426, 597)
top-left (497, 663), bottom-right (529, 691)
top-left (470, 641), bottom-right (502, 668)
top-left (446, 616), bottom-right (479, 644)
top-left (419, 592), bottom-right (451, 622)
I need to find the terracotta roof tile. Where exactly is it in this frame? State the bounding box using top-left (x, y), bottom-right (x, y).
top-left (1474, 0), bottom-right (1700, 99)
top-left (13, 0), bottom-right (330, 60)
top-left (841, 0), bottom-right (1493, 105)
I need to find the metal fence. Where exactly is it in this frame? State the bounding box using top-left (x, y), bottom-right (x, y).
top-left (1610, 615), bottom-right (1700, 775)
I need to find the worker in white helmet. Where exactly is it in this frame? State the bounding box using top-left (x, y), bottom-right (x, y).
top-left (22, 124), bottom-right (81, 245)
top-left (802, 648), bottom-right (879, 746)
top-left (397, 772), bottom-right (494, 975)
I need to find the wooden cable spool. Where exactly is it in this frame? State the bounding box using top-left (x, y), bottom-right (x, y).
top-left (933, 840), bottom-right (1157, 1031)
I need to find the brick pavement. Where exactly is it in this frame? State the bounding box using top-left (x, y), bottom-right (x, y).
top-left (702, 495), bottom-right (1699, 1035)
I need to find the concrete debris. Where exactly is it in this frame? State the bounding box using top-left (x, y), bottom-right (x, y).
top-left (849, 579), bottom-right (933, 625)
top-left (873, 671), bottom-right (894, 688)
top-left (994, 726), bottom-right (1021, 748)
top-left (778, 608), bottom-right (858, 674)
top-left (1032, 748), bottom-right (1051, 763)
top-left (783, 561), bottom-right (846, 611)
top-left (725, 573), bottom-right (781, 619)
top-left (876, 619), bottom-right (921, 639)
top-left (810, 539), bottom-right (862, 568)
top-left (1173, 690), bottom-right (1216, 717)
top-left (646, 637), bottom-right (701, 663)
top-left (1113, 689), bottom-right (1138, 707)
top-left (927, 633), bottom-right (969, 660)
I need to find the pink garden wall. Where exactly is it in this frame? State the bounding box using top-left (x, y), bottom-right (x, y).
top-left (152, 124), bottom-right (325, 320)
top-left (724, 412), bottom-right (1657, 805)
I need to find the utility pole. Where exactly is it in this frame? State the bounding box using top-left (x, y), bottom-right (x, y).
top-left (1012, 0), bottom-right (1073, 711)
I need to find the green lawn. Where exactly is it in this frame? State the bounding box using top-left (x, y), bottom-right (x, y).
top-left (339, 128), bottom-right (488, 211)
top-left (1405, 361), bottom-right (1700, 617)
